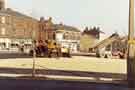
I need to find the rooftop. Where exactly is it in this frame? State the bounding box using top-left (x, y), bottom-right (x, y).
top-left (54, 24), bottom-right (80, 32)
top-left (0, 8), bottom-right (37, 21)
top-left (82, 27), bottom-right (104, 35)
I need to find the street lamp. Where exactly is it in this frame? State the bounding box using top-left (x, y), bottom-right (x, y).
top-left (127, 0), bottom-right (135, 88)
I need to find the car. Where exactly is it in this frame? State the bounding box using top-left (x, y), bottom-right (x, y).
top-left (61, 47), bottom-right (71, 57)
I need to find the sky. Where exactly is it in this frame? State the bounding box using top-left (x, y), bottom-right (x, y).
top-left (6, 0), bottom-right (135, 36)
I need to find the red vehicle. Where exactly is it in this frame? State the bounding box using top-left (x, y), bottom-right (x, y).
top-left (112, 50), bottom-right (125, 59)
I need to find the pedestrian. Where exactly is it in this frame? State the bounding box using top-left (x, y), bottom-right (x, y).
top-left (20, 45), bottom-right (24, 53)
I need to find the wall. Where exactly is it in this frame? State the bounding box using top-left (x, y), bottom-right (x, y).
top-left (56, 30), bottom-right (80, 53)
top-left (0, 11), bottom-right (39, 49)
top-left (80, 34), bottom-right (98, 52)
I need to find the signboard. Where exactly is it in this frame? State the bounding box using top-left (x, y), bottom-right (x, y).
top-left (128, 40), bottom-right (135, 44)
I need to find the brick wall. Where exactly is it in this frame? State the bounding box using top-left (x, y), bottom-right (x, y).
top-left (0, 14), bottom-right (39, 40)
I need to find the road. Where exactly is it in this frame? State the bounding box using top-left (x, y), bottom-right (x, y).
top-left (0, 52), bottom-right (129, 90)
top-left (0, 51), bottom-right (96, 59)
top-left (0, 52), bottom-right (127, 81)
top-left (0, 78), bottom-right (129, 90)
top-left (0, 52), bottom-right (32, 59)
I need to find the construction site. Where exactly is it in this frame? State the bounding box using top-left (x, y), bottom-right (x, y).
top-left (0, 0), bottom-right (134, 89)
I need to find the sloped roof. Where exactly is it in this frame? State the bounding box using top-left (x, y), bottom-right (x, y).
top-left (0, 8), bottom-right (37, 21)
top-left (82, 29), bottom-right (104, 35)
top-left (53, 24), bottom-right (80, 32)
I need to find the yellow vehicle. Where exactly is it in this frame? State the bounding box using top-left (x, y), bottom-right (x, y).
top-left (29, 40), bottom-right (71, 57)
top-left (61, 46), bottom-right (71, 57)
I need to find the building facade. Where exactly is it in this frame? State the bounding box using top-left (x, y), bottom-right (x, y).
top-left (0, 1), bottom-right (39, 51)
top-left (38, 17), bottom-right (56, 41)
top-left (0, 0), bottom-right (4, 10)
top-left (55, 24), bottom-right (81, 53)
top-left (80, 27), bottom-right (104, 52)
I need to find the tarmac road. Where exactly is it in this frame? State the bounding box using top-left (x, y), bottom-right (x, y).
top-left (0, 51), bottom-right (32, 59)
top-left (0, 51), bottom-right (130, 90)
top-left (0, 78), bottom-right (129, 90)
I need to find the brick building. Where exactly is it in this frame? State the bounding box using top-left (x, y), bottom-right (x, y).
top-left (0, 0), bottom-right (39, 50)
top-left (39, 17), bottom-right (81, 53)
top-left (38, 17), bottom-right (56, 41)
top-left (0, 0), bottom-right (4, 10)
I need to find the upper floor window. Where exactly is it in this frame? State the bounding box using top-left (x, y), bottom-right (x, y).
top-left (1, 27), bottom-right (6, 35)
top-left (63, 32), bottom-right (69, 40)
top-left (1, 16), bottom-right (6, 24)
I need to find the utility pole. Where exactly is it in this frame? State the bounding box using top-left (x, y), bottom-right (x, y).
top-left (127, 0), bottom-right (135, 88)
top-left (32, 22), bottom-right (36, 78)
top-left (32, 39), bottom-right (36, 77)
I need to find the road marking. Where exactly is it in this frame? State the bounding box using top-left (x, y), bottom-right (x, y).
top-left (0, 73), bottom-right (126, 84)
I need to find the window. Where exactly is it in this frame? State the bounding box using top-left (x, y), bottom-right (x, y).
top-left (0, 43), bottom-right (6, 48)
top-left (53, 33), bottom-right (56, 40)
top-left (1, 16), bottom-right (5, 24)
top-left (0, 2), bottom-right (4, 10)
top-left (1, 27), bottom-right (6, 35)
top-left (63, 32), bottom-right (69, 40)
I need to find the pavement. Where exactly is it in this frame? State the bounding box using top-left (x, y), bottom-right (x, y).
top-left (0, 56), bottom-right (127, 73)
top-left (71, 52), bottom-right (96, 57)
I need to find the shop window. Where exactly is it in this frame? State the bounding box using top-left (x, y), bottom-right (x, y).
top-left (0, 43), bottom-right (6, 48)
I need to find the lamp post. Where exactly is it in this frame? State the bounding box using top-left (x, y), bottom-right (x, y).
top-left (127, 0), bottom-right (135, 88)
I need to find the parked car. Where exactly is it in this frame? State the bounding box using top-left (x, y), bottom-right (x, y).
top-left (61, 47), bottom-right (71, 57)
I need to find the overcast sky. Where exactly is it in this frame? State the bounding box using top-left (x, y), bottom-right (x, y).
top-left (6, 0), bottom-right (135, 36)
